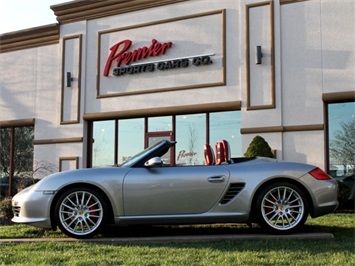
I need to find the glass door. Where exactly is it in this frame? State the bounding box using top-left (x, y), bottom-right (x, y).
top-left (145, 132), bottom-right (174, 165)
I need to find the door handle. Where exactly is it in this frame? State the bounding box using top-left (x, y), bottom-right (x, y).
top-left (207, 176), bottom-right (226, 183)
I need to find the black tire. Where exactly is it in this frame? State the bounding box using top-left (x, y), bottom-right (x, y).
top-left (55, 187), bottom-right (107, 239)
top-left (255, 182), bottom-right (309, 234)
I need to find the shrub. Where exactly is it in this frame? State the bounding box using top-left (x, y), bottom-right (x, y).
top-left (244, 135), bottom-right (274, 158)
top-left (336, 180), bottom-right (352, 210)
top-left (0, 197), bottom-right (13, 221)
top-left (0, 177), bottom-right (39, 224)
top-left (12, 176), bottom-right (38, 194)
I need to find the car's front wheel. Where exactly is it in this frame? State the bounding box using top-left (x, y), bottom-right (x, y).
top-left (256, 182), bottom-right (308, 234)
top-left (55, 187), bottom-right (106, 239)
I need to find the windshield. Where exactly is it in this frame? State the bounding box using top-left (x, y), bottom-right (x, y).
top-left (120, 141), bottom-right (165, 167)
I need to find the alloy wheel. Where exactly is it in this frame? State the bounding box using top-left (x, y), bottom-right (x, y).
top-left (260, 185), bottom-right (305, 231)
top-left (57, 189), bottom-right (104, 237)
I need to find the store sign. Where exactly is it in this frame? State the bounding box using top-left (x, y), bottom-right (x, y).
top-left (97, 10), bottom-right (224, 97)
top-left (103, 39), bottom-right (213, 77)
top-left (177, 150), bottom-right (197, 161)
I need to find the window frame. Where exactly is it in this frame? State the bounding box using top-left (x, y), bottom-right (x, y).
top-left (87, 110), bottom-right (242, 168)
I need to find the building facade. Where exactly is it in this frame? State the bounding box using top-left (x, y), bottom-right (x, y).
top-left (0, 0), bottom-right (354, 194)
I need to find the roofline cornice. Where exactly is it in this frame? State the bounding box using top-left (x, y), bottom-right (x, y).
top-left (0, 24), bottom-right (59, 53)
top-left (0, 0), bottom-right (188, 53)
top-left (51, 0), bottom-right (188, 24)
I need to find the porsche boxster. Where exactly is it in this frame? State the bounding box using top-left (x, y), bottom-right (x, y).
top-left (12, 140), bottom-right (338, 238)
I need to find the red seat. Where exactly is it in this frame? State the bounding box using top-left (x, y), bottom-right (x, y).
top-left (215, 141), bottom-right (226, 165)
top-left (221, 139), bottom-right (231, 162)
top-left (204, 144), bottom-right (215, 165)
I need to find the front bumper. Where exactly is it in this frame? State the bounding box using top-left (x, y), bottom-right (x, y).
top-left (12, 187), bottom-right (54, 229)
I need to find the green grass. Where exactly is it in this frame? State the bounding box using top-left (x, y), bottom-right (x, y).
top-left (0, 214), bottom-right (354, 266)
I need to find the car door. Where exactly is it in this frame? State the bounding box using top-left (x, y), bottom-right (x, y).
top-left (123, 165), bottom-right (230, 216)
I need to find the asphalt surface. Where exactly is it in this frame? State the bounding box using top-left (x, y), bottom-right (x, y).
top-left (0, 233), bottom-right (334, 244)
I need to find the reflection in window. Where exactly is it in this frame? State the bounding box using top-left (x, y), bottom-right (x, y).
top-left (210, 111), bottom-right (242, 157)
top-left (14, 127), bottom-right (34, 177)
top-left (92, 121), bottom-right (115, 167)
top-left (328, 102), bottom-right (354, 178)
top-left (0, 126), bottom-right (34, 196)
top-left (148, 116), bottom-right (172, 132)
top-left (176, 114), bottom-right (206, 165)
top-left (118, 119), bottom-right (144, 164)
top-left (0, 128), bottom-right (11, 177)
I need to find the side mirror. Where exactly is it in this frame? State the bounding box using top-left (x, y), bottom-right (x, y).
top-left (144, 157), bottom-right (163, 167)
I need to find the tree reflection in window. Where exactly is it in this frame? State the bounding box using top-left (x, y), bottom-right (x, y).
top-left (328, 102), bottom-right (354, 178)
top-left (0, 126), bottom-right (34, 196)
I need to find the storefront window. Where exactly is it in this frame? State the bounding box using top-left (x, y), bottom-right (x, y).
top-left (14, 127), bottom-right (34, 177)
top-left (90, 110), bottom-right (242, 167)
top-left (327, 102), bottom-right (354, 178)
top-left (0, 126), bottom-right (34, 196)
top-left (210, 111), bottom-right (242, 157)
top-left (118, 118), bottom-right (144, 164)
top-left (148, 116), bottom-right (172, 132)
top-left (92, 120), bottom-right (115, 167)
top-left (176, 114), bottom-right (206, 165)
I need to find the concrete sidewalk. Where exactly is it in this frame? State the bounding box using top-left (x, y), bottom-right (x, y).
top-left (0, 233), bottom-right (334, 244)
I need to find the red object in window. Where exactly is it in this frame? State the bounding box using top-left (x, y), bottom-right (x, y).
top-left (309, 168), bottom-right (331, 180)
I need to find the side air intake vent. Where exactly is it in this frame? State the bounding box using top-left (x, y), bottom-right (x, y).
top-left (220, 183), bottom-right (245, 205)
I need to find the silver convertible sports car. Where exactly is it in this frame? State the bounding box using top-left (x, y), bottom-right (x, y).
top-left (12, 140), bottom-right (338, 239)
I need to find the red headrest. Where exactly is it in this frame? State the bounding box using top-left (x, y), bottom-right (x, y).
top-left (215, 141), bottom-right (225, 165)
top-left (221, 139), bottom-right (231, 161)
top-left (204, 144), bottom-right (215, 165)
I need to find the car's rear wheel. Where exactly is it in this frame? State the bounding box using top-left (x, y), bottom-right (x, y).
top-left (55, 187), bottom-right (106, 239)
top-left (256, 182), bottom-right (308, 234)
